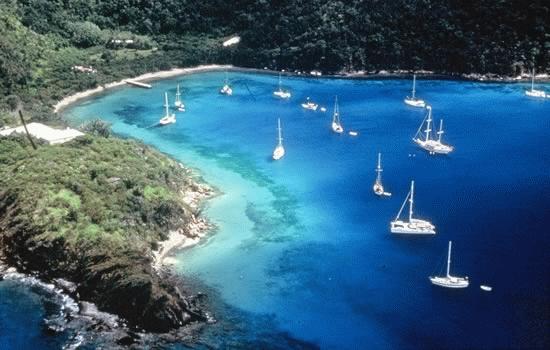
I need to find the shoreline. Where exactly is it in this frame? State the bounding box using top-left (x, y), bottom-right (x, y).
top-left (54, 64), bottom-right (549, 115)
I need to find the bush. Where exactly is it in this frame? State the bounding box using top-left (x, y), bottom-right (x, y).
top-left (66, 21), bottom-right (104, 48)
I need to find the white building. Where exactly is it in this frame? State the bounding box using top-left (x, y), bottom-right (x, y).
top-left (0, 122), bottom-right (85, 145)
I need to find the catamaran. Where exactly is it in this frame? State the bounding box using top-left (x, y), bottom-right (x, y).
top-left (373, 153), bottom-right (391, 197)
top-left (525, 68), bottom-right (547, 98)
top-left (272, 118), bottom-right (285, 160)
top-left (174, 84), bottom-right (185, 111)
top-left (301, 97), bottom-right (318, 110)
top-left (331, 96), bottom-right (344, 133)
top-left (159, 92), bottom-right (176, 125)
top-left (429, 241), bottom-right (469, 288)
top-left (273, 72), bottom-right (291, 99)
top-left (220, 72), bottom-right (233, 95)
top-left (404, 74), bottom-right (426, 108)
top-left (413, 106), bottom-right (453, 155)
top-left (390, 180), bottom-right (435, 234)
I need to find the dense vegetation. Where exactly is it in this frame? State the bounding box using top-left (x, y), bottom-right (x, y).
top-left (1, 0), bottom-right (548, 125)
top-left (0, 133), bottom-right (206, 331)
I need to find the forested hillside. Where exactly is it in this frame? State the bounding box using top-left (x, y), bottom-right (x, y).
top-left (1, 0), bottom-right (548, 122)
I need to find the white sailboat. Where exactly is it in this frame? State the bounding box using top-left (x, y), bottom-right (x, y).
top-left (390, 180), bottom-right (435, 234)
top-left (272, 118), bottom-right (285, 160)
top-left (273, 72), bottom-right (291, 99)
top-left (413, 106), bottom-right (453, 155)
top-left (429, 241), bottom-right (469, 288)
top-left (301, 97), bottom-right (318, 111)
top-left (174, 84), bottom-right (185, 111)
top-left (220, 72), bottom-right (233, 95)
top-left (404, 74), bottom-right (426, 108)
top-left (373, 153), bottom-right (391, 197)
top-left (331, 96), bottom-right (344, 133)
top-left (525, 68), bottom-right (547, 98)
top-left (159, 92), bottom-right (176, 125)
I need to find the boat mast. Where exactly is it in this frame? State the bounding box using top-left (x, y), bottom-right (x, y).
top-left (176, 84), bottom-right (181, 103)
top-left (277, 118), bottom-right (283, 146)
top-left (278, 72), bottom-right (282, 91)
top-left (333, 96), bottom-right (340, 124)
top-left (164, 92), bottom-right (169, 117)
top-left (424, 107), bottom-right (433, 141)
top-left (531, 68), bottom-right (535, 91)
top-left (446, 241), bottom-right (452, 277)
top-left (437, 119), bottom-right (444, 143)
top-left (412, 74), bottom-right (416, 99)
top-left (376, 152), bottom-right (382, 184)
top-left (408, 180), bottom-right (414, 222)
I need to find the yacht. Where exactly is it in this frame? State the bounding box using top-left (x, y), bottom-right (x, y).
top-left (273, 72), bottom-right (291, 99)
top-left (404, 74), bottom-right (426, 107)
top-left (220, 72), bottom-right (233, 95)
top-left (174, 84), bottom-right (185, 111)
top-left (159, 92), bottom-right (176, 125)
top-left (272, 118), bottom-right (285, 160)
top-left (301, 97), bottom-right (318, 111)
top-left (331, 96), bottom-right (344, 133)
top-left (390, 180), bottom-right (435, 234)
top-left (429, 241), bottom-right (469, 288)
top-left (413, 106), bottom-right (453, 155)
top-left (525, 68), bottom-right (547, 98)
top-left (373, 153), bottom-right (391, 197)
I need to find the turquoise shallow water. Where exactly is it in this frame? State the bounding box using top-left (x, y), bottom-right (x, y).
top-left (3, 71), bottom-right (549, 349)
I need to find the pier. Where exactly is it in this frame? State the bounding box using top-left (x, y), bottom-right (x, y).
top-left (126, 80), bottom-right (152, 89)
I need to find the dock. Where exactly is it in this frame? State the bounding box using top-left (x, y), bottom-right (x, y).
top-left (126, 80), bottom-right (152, 89)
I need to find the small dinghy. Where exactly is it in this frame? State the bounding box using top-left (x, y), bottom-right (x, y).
top-left (480, 285), bottom-right (492, 292)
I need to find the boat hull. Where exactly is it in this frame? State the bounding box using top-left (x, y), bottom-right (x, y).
top-left (332, 122), bottom-right (343, 133)
top-left (220, 85), bottom-right (232, 95)
top-left (429, 276), bottom-right (469, 288)
top-left (301, 103), bottom-right (318, 111)
top-left (272, 146), bottom-right (285, 160)
top-left (525, 89), bottom-right (547, 98)
top-left (414, 139), bottom-right (453, 155)
top-left (273, 90), bottom-right (291, 99)
top-left (159, 114), bottom-right (176, 125)
top-left (404, 98), bottom-right (426, 108)
top-left (390, 219), bottom-right (435, 234)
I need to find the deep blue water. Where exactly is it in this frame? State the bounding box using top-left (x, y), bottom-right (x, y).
top-left (2, 71), bottom-right (549, 349)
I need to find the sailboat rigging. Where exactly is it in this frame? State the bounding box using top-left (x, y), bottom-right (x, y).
top-left (373, 153), bottom-right (391, 197)
top-left (331, 96), bottom-right (344, 133)
top-left (404, 74), bottom-right (427, 108)
top-left (390, 180), bottom-right (435, 234)
top-left (159, 92), bottom-right (176, 125)
top-left (272, 118), bottom-right (285, 160)
top-left (429, 241), bottom-right (469, 288)
top-left (413, 106), bottom-right (453, 155)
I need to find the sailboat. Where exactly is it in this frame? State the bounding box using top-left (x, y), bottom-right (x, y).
top-left (525, 68), bottom-right (547, 98)
top-left (273, 72), bottom-right (291, 99)
top-left (331, 96), bottom-right (344, 133)
top-left (301, 97), bottom-right (318, 110)
top-left (373, 153), bottom-right (391, 197)
top-left (404, 74), bottom-right (426, 108)
top-left (174, 84), bottom-right (185, 111)
top-left (413, 106), bottom-right (453, 155)
top-left (429, 241), bottom-right (469, 288)
top-left (159, 92), bottom-right (176, 125)
top-left (390, 180), bottom-right (435, 234)
top-left (272, 118), bottom-right (285, 160)
top-left (220, 72), bottom-right (233, 95)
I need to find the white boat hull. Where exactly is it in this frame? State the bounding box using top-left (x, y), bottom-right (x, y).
top-left (220, 85), bottom-right (232, 95)
top-left (373, 183), bottom-right (384, 196)
top-left (301, 103), bottom-right (318, 111)
top-left (332, 122), bottom-right (343, 133)
top-left (159, 114), bottom-right (176, 125)
top-left (390, 219), bottom-right (435, 234)
top-left (414, 139), bottom-right (453, 155)
top-left (429, 275), bottom-right (469, 288)
top-left (272, 145), bottom-right (285, 160)
top-left (525, 89), bottom-right (547, 98)
top-left (404, 98), bottom-right (426, 108)
top-left (273, 90), bottom-right (291, 99)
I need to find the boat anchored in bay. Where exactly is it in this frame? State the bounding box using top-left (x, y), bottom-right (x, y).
top-left (174, 84), bottom-right (185, 111)
top-left (272, 118), bottom-right (285, 160)
top-left (373, 153), bottom-right (391, 197)
top-left (331, 96), bottom-right (344, 133)
top-left (220, 72), bottom-right (233, 95)
top-left (273, 72), bottom-right (291, 99)
top-left (301, 97), bottom-right (318, 111)
top-left (524, 68), bottom-right (547, 98)
top-left (413, 106), bottom-right (453, 155)
top-left (430, 241), bottom-right (469, 288)
top-left (390, 180), bottom-right (435, 234)
top-left (404, 74), bottom-right (426, 108)
top-left (159, 92), bottom-right (176, 125)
